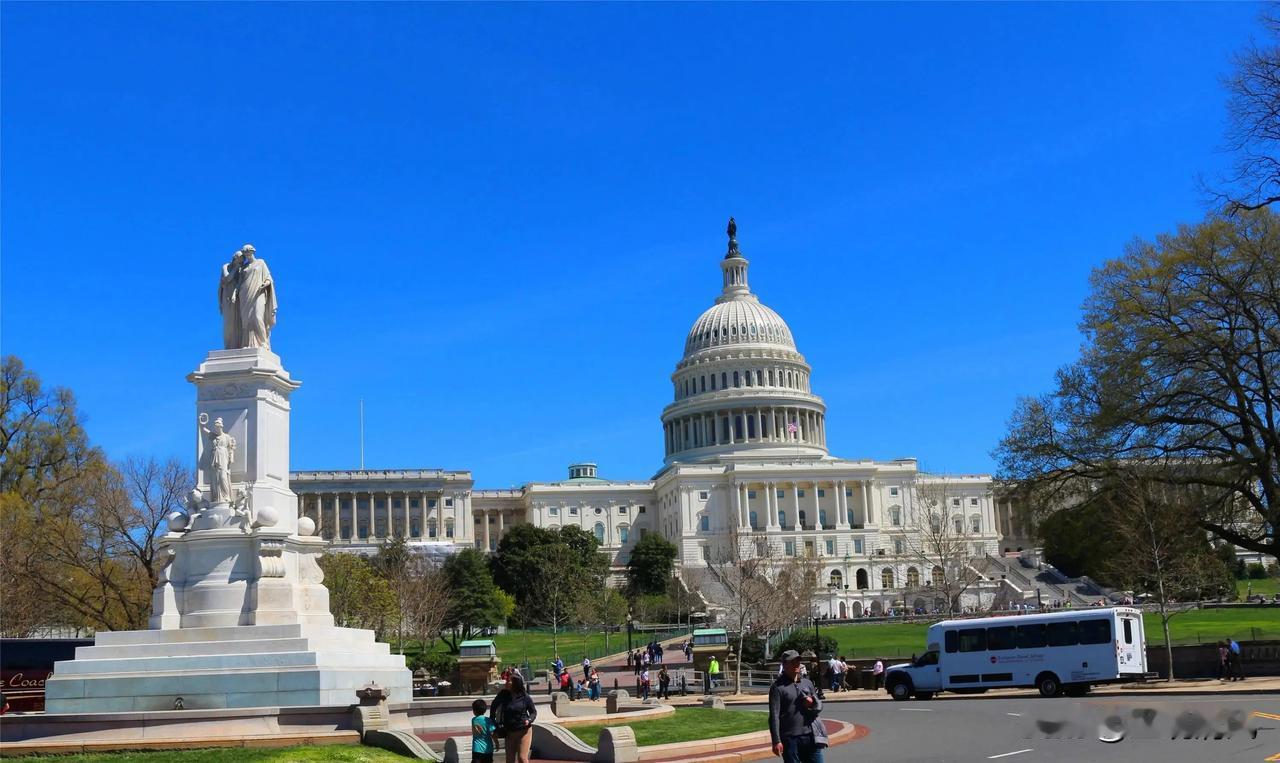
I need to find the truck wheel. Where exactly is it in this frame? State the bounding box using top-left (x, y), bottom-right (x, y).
top-left (889, 679), bottom-right (912, 701)
top-left (1036, 672), bottom-right (1062, 698)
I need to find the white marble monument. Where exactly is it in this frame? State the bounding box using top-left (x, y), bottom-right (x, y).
top-left (45, 246), bottom-right (411, 713)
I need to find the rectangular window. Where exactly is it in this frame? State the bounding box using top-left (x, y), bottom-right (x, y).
top-left (1046, 621), bottom-right (1078, 647)
top-left (948, 674), bottom-right (981, 684)
top-left (699, 491), bottom-right (709, 500)
top-left (981, 673), bottom-right (1013, 683)
top-left (817, 489), bottom-right (826, 498)
top-left (445, 498), bottom-right (454, 507)
top-left (784, 541), bottom-right (795, 556)
top-left (1123, 619), bottom-right (1133, 645)
top-left (958, 629), bottom-right (987, 653)
top-left (619, 506), bottom-right (628, 514)
top-left (1016, 623), bottom-right (1047, 649)
top-left (825, 539), bottom-right (835, 555)
top-left (747, 490), bottom-right (756, 499)
top-left (845, 489), bottom-right (853, 497)
top-left (569, 507), bottom-right (579, 515)
top-left (987, 626), bottom-right (1016, 651)
top-left (1078, 619), bottom-right (1111, 645)
top-left (638, 506), bottom-right (646, 513)
top-left (428, 499), bottom-right (437, 509)
top-left (853, 538), bottom-right (864, 554)
top-left (952, 498), bottom-right (961, 507)
top-left (410, 499), bottom-right (419, 508)
top-left (970, 498), bottom-right (979, 506)
top-left (889, 487), bottom-right (899, 496)
top-left (549, 507), bottom-right (559, 515)
top-left (944, 630), bottom-right (958, 654)
top-left (894, 538), bottom-right (904, 555)
top-left (798, 489), bottom-right (806, 498)
top-left (777, 489), bottom-right (785, 498)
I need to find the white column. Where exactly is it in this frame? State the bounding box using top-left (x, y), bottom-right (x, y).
top-left (836, 480), bottom-right (849, 530)
top-left (790, 483), bottom-right (801, 529)
top-left (497, 510), bottom-right (505, 542)
top-left (732, 483), bottom-right (742, 529)
top-left (863, 481), bottom-right (875, 525)
top-left (483, 509), bottom-right (491, 551)
top-left (767, 481), bottom-right (780, 530)
top-left (813, 481), bottom-right (822, 528)
top-left (367, 493), bottom-right (375, 540)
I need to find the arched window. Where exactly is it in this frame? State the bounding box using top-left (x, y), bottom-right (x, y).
top-left (798, 510), bottom-right (807, 527)
top-left (721, 372), bottom-right (727, 388)
top-left (906, 567), bottom-right (920, 588)
top-left (733, 371), bottom-right (741, 387)
top-left (619, 525), bottom-right (630, 544)
top-left (700, 376), bottom-right (706, 393)
top-left (856, 569), bottom-right (869, 590)
top-left (829, 570), bottom-right (843, 587)
top-left (819, 509), bottom-right (828, 528)
top-left (881, 567), bottom-right (895, 589)
top-left (749, 510), bottom-right (758, 529)
top-left (768, 369), bottom-right (775, 386)
top-left (711, 374), bottom-right (717, 390)
top-left (931, 566), bottom-right (944, 587)
top-left (970, 514), bottom-right (981, 533)
top-left (699, 515), bottom-right (709, 532)
top-left (954, 516), bottom-right (964, 535)
top-left (928, 512), bottom-right (941, 533)
top-left (427, 520), bottom-right (437, 538)
top-left (745, 371), bottom-right (752, 387)
top-left (847, 509), bottom-right (855, 527)
top-left (890, 506), bottom-right (902, 526)
top-left (445, 519), bottom-right (455, 538)
top-left (593, 522), bottom-right (605, 543)
top-left (778, 509), bottom-right (786, 528)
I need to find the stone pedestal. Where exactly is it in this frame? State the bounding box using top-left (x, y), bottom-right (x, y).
top-left (44, 347), bottom-right (412, 712)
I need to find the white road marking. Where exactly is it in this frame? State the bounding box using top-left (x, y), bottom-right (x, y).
top-left (987, 750), bottom-right (1033, 760)
top-left (1005, 712), bottom-right (1022, 717)
top-left (900, 708), bottom-right (934, 712)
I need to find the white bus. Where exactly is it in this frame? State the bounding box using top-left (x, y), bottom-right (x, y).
top-left (884, 607), bottom-right (1147, 700)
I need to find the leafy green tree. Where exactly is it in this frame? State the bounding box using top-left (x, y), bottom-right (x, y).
top-left (996, 211), bottom-right (1280, 559)
top-left (490, 524), bottom-right (609, 624)
top-left (441, 548), bottom-right (509, 652)
top-left (626, 533), bottom-right (678, 598)
top-left (318, 552), bottom-right (398, 637)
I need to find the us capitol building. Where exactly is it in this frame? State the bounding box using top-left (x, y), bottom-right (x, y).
top-left (292, 221), bottom-right (1018, 615)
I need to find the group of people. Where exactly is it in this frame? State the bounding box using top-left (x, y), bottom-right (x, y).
top-left (471, 673), bottom-right (537, 763)
top-left (1218, 638), bottom-right (1246, 681)
top-left (548, 655), bottom-right (602, 701)
top-left (626, 640), bottom-right (667, 672)
top-left (818, 655), bottom-right (884, 692)
top-left (637, 664), bottom-right (672, 700)
top-left (768, 650), bottom-right (828, 763)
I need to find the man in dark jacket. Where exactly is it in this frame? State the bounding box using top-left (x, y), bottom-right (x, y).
top-left (769, 650), bottom-right (827, 763)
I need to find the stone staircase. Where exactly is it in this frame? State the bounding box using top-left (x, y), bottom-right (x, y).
top-left (981, 555), bottom-right (1106, 608)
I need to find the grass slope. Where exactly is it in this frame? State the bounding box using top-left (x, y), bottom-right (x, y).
top-left (1237, 577), bottom-right (1280, 600)
top-left (819, 607), bottom-right (1280, 657)
top-left (567, 707), bottom-right (768, 747)
top-left (22, 745), bottom-right (407, 763)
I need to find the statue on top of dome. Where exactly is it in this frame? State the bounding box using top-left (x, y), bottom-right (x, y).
top-left (726, 216), bottom-right (741, 257)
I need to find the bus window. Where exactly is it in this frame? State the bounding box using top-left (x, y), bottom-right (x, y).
top-left (1046, 621), bottom-right (1078, 647)
top-left (945, 630), bottom-right (958, 654)
top-left (987, 626), bottom-right (1016, 650)
top-left (1016, 623), bottom-right (1046, 649)
top-left (1079, 619), bottom-right (1110, 645)
top-left (958, 629), bottom-right (987, 652)
top-left (1123, 619), bottom-right (1133, 644)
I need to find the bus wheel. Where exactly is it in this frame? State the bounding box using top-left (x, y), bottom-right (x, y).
top-left (889, 679), bottom-right (912, 701)
top-left (1036, 672), bottom-right (1062, 698)
top-left (914, 691), bottom-right (935, 700)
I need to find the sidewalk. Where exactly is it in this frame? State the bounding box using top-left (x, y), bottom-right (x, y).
top-left (659, 675), bottom-right (1280, 705)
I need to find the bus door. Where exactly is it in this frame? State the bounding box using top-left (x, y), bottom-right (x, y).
top-left (1116, 613), bottom-right (1144, 672)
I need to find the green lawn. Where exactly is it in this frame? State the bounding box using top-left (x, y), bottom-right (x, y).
top-left (1237, 577), bottom-right (1280, 600)
top-left (21, 745), bottom-right (405, 763)
top-left (818, 607), bottom-right (1280, 657)
top-left (567, 707), bottom-right (768, 747)
top-left (401, 627), bottom-right (673, 673)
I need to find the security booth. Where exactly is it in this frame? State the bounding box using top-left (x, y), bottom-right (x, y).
top-left (691, 628), bottom-right (729, 675)
top-left (457, 639), bottom-right (498, 694)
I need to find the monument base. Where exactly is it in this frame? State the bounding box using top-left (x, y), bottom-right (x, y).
top-left (45, 623), bottom-right (411, 713)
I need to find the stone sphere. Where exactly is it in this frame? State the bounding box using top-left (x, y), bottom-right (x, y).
top-left (254, 505), bottom-right (279, 528)
top-left (166, 511), bottom-right (189, 532)
top-left (297, 516), bottom-right (316, 536)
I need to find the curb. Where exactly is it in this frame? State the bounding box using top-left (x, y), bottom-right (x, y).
top-left (662, 684), bottom-right (1280, 705)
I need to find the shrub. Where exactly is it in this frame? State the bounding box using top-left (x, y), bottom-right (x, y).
top-left (1247, 563), bottom-right (1268, 580)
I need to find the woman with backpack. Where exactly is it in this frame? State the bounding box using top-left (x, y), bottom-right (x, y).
top-left (489, 672), bottom-right (537, 763)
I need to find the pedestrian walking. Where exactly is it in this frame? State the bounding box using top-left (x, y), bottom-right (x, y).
top-left (589, 668), bottom-right (601, 701)
top-left (582, 656), bottom-right (592, 681)
top-left (658, 666), bottom-right (670, 699)
top-left (626, 651), bottom-right (633, 670)
top-left (559, 669), bottom-right (573, 699)
top-left (552, 655), bottom-right (564, 681)
top-left (490, 672), bottom-right (537, 763)
top-left (640, 667), bottom-right (651, 700)
top-left (471, 699), bottom-right (497, 763)
top-left (708, 655), bottom-right (721, 689)
top-left (1217, 641), bottom-right (1229, 681)
top-left (1228, 637), bottom-right (1245, 681)
top-left (768, 650), bottom-right (827, 763)
top-left (871, 659), bottom-right (884, 691)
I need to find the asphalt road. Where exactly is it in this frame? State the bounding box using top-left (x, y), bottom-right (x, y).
top-left (740, 693), bottom-right (1280, 763)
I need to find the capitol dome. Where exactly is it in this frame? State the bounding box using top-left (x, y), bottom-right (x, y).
top-left (661, 219), bottom-right (828, 465)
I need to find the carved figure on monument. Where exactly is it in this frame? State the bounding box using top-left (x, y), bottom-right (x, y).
top-left (218, 250), bottom-right (245, 349)
top-left (198, 413), bottom-right (237, 506)
top-left (235, 244), bottom-right (277, 349)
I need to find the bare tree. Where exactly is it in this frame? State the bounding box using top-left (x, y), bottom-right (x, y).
top-left (1220, 9), bottom-right (1280, 212)
top-left (900, 479), bottom-right (983, 616)
top-left (400, 556), bottom-right (452, 653)
top-left (522, 544), bottom-right (588, 656)
top-left (706, 529), bottom-right (813, 690)
top-left (1102, 475), bottom-right (1231, 680)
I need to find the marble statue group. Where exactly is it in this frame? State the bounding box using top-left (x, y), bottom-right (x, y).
top-left (218, 244), bottom-right (278, 350)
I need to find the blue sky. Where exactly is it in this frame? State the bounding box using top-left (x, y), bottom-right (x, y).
top-left (1, 2), bottom-right (1263, 486)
